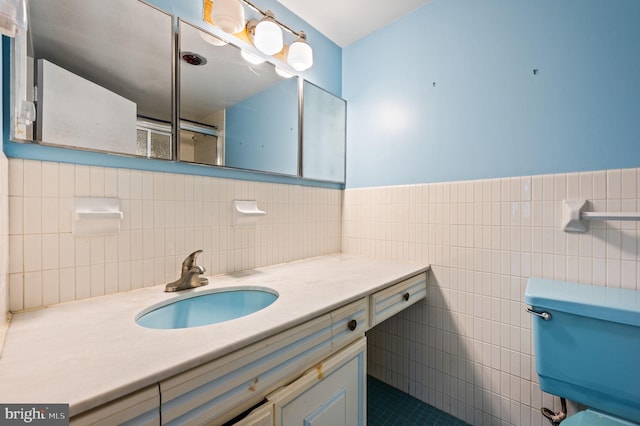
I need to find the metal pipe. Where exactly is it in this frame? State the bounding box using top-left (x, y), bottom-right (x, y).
top-left (541, 397), bottom-right (567, 426)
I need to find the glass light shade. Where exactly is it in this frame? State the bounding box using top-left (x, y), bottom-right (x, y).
top-left (241, 50), bottom-right (265, 65)
top-left (287, 39), bottom-right (313, 71)
top-left (199, 31), bottom-right (227, 47)
top-left (253, 19), bottom-right (283, 55)
top-left (275, 67), bottom-right (294, 79)
top-left (211, 0), bottom-right (245, 34)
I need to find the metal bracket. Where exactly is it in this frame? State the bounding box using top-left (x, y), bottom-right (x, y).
top-left (562, 199), bottom-right (588, 233)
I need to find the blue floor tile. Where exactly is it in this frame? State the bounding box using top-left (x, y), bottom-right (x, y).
top-left (367, 376), bottom-right (470, 426)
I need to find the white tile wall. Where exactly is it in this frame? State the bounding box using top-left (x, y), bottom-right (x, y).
top-left (0, 153), bottom-right (8, 317)
top-left (8, 159), bottom-right (638, 424)
top-left (8, 159), bottom-right (342, 311)
top-left (343, 168), bottom-right (640, 426)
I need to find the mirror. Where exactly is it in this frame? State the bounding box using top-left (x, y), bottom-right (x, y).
top-left (11, 2), bottom-right (346, 183)
top-left (14, 0), bottom-right (173, 159)
top-left (178, 20), bottom-right (299, 176)
top-left (302, 81), bottom-right (346, 182)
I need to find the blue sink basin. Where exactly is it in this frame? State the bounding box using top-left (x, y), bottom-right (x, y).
top-left (136, 288), bottom-right (278, 329)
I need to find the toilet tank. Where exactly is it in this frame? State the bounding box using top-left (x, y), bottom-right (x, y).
top-left (525, 279), bottom-right (640, 424)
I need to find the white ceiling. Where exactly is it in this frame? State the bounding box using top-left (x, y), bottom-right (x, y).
top-left (276, 0), bottom-right (432, 47)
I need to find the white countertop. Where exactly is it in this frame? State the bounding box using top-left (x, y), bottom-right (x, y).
top-left (0, 254), bottom-right (428, 417)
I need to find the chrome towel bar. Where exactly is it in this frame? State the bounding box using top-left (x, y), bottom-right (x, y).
top-left (562, 199), bottom-right (640, 233)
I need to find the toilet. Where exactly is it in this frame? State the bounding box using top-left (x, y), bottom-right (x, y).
top-left (525, 279), bottom-right (640, 425)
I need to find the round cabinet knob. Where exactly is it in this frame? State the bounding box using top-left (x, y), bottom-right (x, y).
top-left (403, 292), bottom-right (410, 302)
top-left (348, 319), bottom-right (358, 331)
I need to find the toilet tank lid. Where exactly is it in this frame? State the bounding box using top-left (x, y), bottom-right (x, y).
top-left (525, 279), bottom-right (640, 327)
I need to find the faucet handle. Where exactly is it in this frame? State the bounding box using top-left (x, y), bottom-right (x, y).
top-left (181, 250), bottom-right (203, 276)
top-left (190, 265), bottom-right (206, 275)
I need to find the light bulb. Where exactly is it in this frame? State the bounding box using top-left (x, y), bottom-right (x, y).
top-left (287, 32), bottom-right (313, 71)
top-left (211, 0), bottom-right (245, 34)
top-left (252, 12), bottom-right (283, 55)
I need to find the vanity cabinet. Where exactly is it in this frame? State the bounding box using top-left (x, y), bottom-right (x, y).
top-left (62, 269), bottom-right (427, 426)
top-left (69, 385), bottom-right (160, 426)
top-left (159, 315), bottom-right (334, 425)
top-left (155, 272), bottom-right (427, 425)
top-left (158, 296), bottom-right (371, 425)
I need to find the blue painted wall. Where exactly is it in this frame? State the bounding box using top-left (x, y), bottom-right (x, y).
top-left (225, 78), bottom-right (299, 175)
top-left (343, 0), bottom-right (640, 188)
top-left (1, 0), bottom-right (342, 188)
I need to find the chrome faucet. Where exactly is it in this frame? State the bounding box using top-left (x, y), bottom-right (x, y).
top-left (165, 250), bottom-right (209, 292)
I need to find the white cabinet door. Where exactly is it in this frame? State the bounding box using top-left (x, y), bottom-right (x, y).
top-left (268, 338), bottom-right (366, 426)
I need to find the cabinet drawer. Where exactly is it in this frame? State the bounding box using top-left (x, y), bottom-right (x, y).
top-left (160, 314), bottom-right (333, 425)
top-left (370, 273), bottom-right (427, 326)
top-left (331, 297), bottom-right (368, 350)
top-left (70, 385), bottom-right (159, 426)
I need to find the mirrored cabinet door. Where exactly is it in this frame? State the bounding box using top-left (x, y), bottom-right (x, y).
top-left (302, 81), bottom-right (346, 183)
top-left (11, 2), bottom-right (347, 184)
top-left (20, 0), bottom-right (174, 158)
top-left (178, 20), bottom-right (299, 176)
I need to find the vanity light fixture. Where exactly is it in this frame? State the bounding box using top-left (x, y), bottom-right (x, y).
top-left (247, 11), bottom-right (283, 55)
top-left (287, 31), bottom-right (313, 71)
top-left (275, 67), bottom-right (294, 79)
top-left (240, 50), bottom-right (265, 65)
top-left (210, 0), bottom-right (245, 34)
top-left (199, 30), bottom-right (228, 47)
top-left (206, 0), bottom-right (314, 71)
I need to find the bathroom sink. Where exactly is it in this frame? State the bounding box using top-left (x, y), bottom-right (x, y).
top-left (135, 287), bottom-right (278, 329)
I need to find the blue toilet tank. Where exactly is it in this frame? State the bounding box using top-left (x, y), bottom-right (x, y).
top-left (525, 279), bottom-right (640, 424)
